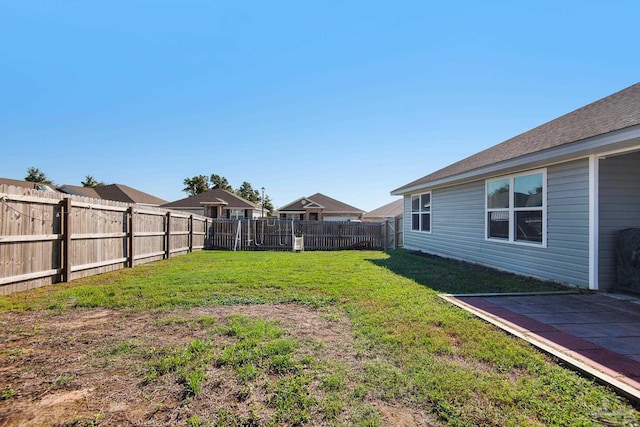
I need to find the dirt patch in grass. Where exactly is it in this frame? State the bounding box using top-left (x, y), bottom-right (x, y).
top-left (0, 304), bottom-right (439, 426)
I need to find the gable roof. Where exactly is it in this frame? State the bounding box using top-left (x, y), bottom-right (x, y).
top-left (364, 199), bottom-right (403, 219)
top-left (57, 183), bottom-right (168, 205)
top-left (162, 188), bottom-right (259, 210)
top-left (279, 193), bottom-right (364, 213)
top-left (392, 82), bottom-right (640, 194)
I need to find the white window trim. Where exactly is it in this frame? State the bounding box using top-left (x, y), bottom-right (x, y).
top-left (411, 191), bottom-right (432, 233)
top-left (485, 169), bottom-right (547, 247)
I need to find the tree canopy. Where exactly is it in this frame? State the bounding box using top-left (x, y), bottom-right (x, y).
top-left (81, 175), bottom-right (105, 188)
top-left (24, 167), bottom-right (52, 184)
top-left (210, 174), bottom-right (233, 192)
top-left (182, 175), bottom-right (210, 197)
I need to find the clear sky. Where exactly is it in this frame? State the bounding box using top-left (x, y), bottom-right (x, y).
top-left (1, 1), bottom-right (638, 212)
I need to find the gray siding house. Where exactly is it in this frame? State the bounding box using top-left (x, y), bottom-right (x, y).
top-left (391, 83), bottom-right (640, 292)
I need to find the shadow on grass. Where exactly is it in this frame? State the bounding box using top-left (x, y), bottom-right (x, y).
top-left (369, 249), bottom-right (566, 295)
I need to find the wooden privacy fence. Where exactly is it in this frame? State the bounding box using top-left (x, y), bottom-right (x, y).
top-left (0, 185), bottom-right (210, 295)
top-left (209, 218), bottom-right (392, 251)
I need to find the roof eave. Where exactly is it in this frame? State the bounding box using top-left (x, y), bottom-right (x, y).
top-left (391, 125), bottom-right (640, 195)
top-left (324, 210), bottom-right (366, 214)
top-left (200, 200), bottom-right (229, 206)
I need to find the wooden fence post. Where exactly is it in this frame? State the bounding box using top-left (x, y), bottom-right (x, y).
top-left (127, 207), bottom-right (135, 268)
top-left (189, 215), bottom-right (193, 252)
top-left (62, 197), bottom-right (72, 282)
top-left (383, 220), bottom-right (389, 251)
top-left (205, 218), bottom-right (209, 249)
top-left (165, 211), bottom-right (171, 259)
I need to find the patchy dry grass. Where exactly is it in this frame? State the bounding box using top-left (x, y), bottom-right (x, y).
top-left (0, 249), bottom-right (638, 426)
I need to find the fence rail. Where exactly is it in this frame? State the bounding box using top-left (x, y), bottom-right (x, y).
top-left (0, 185), bottom-right (209, 295)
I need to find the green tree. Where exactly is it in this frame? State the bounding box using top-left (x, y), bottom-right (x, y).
top-left (183, 175), bottom-right (210, 196)
top-left (24, 167), bottom-right (52, 184)
top-left (235, 181), bottom-right (260, 203)
top-left (235, 182), bottom-right (274, 216)
top-left (81, 175), bottom-right (105, 188)
top-left (210, 174), bottom-right (233, 192)
top-left (261, 195), bottom-right (275, 216)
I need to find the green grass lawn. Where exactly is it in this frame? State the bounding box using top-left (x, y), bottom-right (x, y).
top-left (1, 249), bottom-right (639, 426)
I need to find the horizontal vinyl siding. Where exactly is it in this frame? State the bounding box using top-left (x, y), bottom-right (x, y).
top-left (546, 159), bottom-right (590, 287)
top-left (598, 151), bottom-right (640, 291)
top-left (403, 159), bottom-right (590, 288)
top-left (403, 183), bottom-right (484, 254)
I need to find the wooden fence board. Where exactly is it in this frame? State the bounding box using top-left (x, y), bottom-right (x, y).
top-left (0, 185), bottom-right (210, 295)
top-left (209, 219), bottom-right (386, 251)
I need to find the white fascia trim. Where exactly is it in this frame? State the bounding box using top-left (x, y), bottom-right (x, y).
top-left (391, 125), bottom-right (640, 196)
top-left (588, 155), bottom-right (599, 290)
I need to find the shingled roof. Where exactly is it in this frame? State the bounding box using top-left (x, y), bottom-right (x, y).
top-left (162, 189), bottom-right (259, 210)
top-left (57, 184), bottom-right (168, 205)
top-left (392, 82), bottom-right (640, 194)
top-left (56, 185), bottom-right (102, 199)
top-left (364, 199), bottom-right (403, 219)
top-left (279, 193), bottom-right (364, 213)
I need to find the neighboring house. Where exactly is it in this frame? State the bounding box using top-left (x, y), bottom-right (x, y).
top-left (57, 184), bottom-right (168, 206)
top-left (162, 189), bottom-right (260, 219)
top-left (0, 178), bottom-right (56, 192)
top-left (391, 82), bottom-right (640, 292)
top-left (277, 193), bottom-right (365, 221)
top-left (364, 199), bottom-right (404, 222)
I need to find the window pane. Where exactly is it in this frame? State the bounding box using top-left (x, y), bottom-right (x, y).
top-left (421, 213), bottom-right (430, 232)
top-left (230, 209), bottom-right (244, 219)
top-left (514, 173), bottom-right (543, 207)
top-left (421, 193), bottom-right (431, 209)
top-left (487, 179), bottom-right (510, 208)
top-left (515, 211), bottom-right (542, 243)
top-left (412, 196), bottom-right (420, 212)
top-left (488, 211), bottom-right (509, 239)
top-left (412, 213), bottom-right (420, 230)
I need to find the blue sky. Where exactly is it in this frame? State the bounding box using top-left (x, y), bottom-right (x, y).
top-left (1, 1), bottom-right (638, 211)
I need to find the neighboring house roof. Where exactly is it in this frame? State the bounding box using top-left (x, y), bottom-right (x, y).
top-left (162, 189), bottom-right (260, 210)
top-left (96, 184), bottom-right (168, 206)
top-left (279, 193), bottom-right (364, 213)
top-left (57, 184), bottom-right (168, 206)
top-left (57, 185), bottom-right (102, 199)
top-left (392, 82), bottom-right (640, 194)
top-left (0, 178), bottom-right (56, 192)
top-left (364, 199), bottom-right (403, 219)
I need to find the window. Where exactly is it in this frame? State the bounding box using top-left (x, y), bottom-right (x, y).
top-left (411, 192), bottom-right (431, 232)
top-left (229, 209), bottom-right (245, 219)
top-left (486, 170), bottom-right (545, 245)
